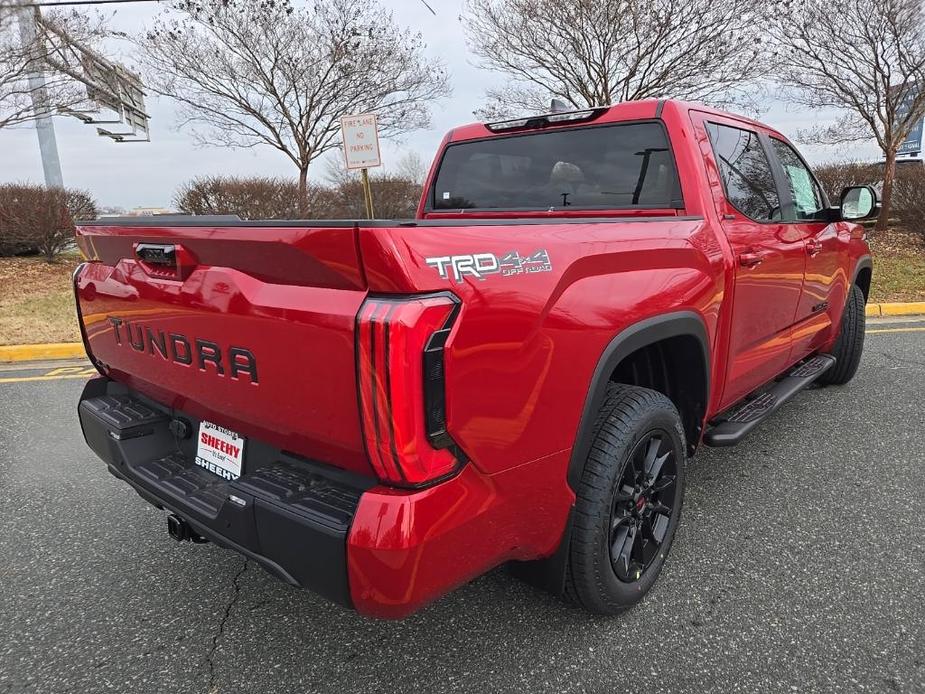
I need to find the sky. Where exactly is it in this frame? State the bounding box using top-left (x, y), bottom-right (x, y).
top-left (1, 0), bottom-right (883, 210)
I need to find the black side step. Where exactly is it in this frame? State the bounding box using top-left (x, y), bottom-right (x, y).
top-left (703, 354), bottom-right (836, 447)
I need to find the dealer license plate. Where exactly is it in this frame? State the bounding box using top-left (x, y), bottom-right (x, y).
top-left (195, 421), bottom-right (245, 480)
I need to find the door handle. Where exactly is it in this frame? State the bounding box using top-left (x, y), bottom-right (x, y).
top-left (739, 252), bottom-right (764, 268)
top-left (133, 242), bottom-right (197, 280)
top-left (806, 239), bottom-right (822, 257)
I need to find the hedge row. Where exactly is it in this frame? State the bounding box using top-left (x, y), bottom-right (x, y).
top-left (0, 184), bottom-right (97, 261)
top-left (174, 174), bottom-right (422, 220)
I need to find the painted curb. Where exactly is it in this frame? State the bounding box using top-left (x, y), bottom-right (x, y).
top-left (0, 343), bottom-right (86, 363)
top-left (866, 302), bottom-right (925, 317)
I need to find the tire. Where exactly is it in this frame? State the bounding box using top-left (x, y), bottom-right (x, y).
top-left (565, 383), bottom-right (686, 615)
top-left (818, 284), bottom-right (866, 386)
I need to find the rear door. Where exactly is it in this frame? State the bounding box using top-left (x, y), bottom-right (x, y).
top-left (696, 116), bottom-right (806, 408)
top-left (766, 137), bottom-right (846, 359)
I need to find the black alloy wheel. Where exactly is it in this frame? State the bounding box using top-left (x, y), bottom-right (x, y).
top-left (608, 431), bottom-right (678, 583)
top-left (565, 383), bottom-right (687, 615)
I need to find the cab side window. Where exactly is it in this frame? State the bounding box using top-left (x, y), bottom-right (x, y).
top-left (769, 138), bottom-right (826, 221)
top-left (706, 123), bottom-right (781, 221)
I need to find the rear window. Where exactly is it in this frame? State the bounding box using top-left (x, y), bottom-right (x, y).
top-left (429, 122), bottom-right (683, 211)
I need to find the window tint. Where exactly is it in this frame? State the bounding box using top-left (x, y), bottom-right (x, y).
top-left (770, 138), bottom-right (825, 220)
top-left (706, 123), bottom-right (781, 221)
top-left (430, 123), bottom-right (682, 211)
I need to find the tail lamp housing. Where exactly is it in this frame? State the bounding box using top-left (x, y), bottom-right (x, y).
top-left (356, 293), bottom-right (465, 487)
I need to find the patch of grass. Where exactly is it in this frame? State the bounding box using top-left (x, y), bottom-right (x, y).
top-left (0, 256), bottom-right (82, 345)
top-left (867, 228), bottom-right (925, 303)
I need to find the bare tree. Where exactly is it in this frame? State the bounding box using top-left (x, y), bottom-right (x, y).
top-left (395, 150), bottom-right (429, 185)
top-left (323, 154), bottom-right (356, 189)
top-left (0, 8), bottom-right (106, 130)
top-left (136, 0), bottom-right (450, 216)
top-left (462, 0), bottom-right (770, 119)
top-left (770, 0), bottom-right (925, 231)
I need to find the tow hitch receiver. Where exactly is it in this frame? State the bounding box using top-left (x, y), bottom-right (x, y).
top-left (166, 513), bottom-right (207, 543)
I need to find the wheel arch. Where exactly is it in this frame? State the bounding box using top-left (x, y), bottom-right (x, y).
top-left (852, 255), bottom-right (873, 301)
top-left (566, 311), bottom-right (710, 491)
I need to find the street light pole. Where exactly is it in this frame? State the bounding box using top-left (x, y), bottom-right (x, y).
top-left (15, 1), bottom-right (64, 188)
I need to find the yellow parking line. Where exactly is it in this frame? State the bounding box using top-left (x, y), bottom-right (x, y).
top-left (0, 366), bottom-right (98, 384)
top-left (0, 373), bottom-right (94, 384)
top-left (868, 327), bottom-right (925, 334)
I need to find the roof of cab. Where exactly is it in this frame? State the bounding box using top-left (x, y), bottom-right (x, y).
top-left (445, 98), bottom-right (780, 143)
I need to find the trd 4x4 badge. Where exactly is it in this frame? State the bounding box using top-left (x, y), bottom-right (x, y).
top-left (425, 249), bottom-right (552, 283)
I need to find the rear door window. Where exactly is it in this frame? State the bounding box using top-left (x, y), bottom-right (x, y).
top-left (769, 138), bottom-right (826, 220)
top-left (429, 122), bottom-right (683, 211)
top-left (706, 123), bottom-right (782, 221)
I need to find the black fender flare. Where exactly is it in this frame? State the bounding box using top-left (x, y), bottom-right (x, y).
top-left (566, 310), bottom-right (710, 491)
top-left (851, 255), bottom-right (873, 298)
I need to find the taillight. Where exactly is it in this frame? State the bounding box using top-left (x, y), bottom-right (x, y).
top-left (356, 293), bottom-right (465, 487)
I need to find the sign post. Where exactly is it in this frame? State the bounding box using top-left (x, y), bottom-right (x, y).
top-left (340, 113), bottom-right (382, 219)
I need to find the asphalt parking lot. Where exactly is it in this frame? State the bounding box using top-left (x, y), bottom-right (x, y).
top-left (1, 320), bottom-right (923, 694)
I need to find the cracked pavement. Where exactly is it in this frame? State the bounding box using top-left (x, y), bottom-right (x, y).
top-left (0, 319), bottom-right (923, 693)
top-left (206, 560), bottom-right (247, 694)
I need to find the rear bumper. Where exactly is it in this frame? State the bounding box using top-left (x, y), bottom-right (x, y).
top-left (78, 377), bottom-right (368, 607)
top-left (78, 378), bottom-right (574, 618)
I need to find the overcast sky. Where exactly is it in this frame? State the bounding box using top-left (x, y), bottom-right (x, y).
top-left (1, 0), bottom-right (882, 210)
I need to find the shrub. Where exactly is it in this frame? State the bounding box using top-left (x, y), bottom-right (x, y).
top-left (813, 160), bottom-right (881, 203)
top-left (174, 176), bottom-right (311, 219)
top-left (0, 184), bottom-right (97, 261)
top-left (316, 174), bottom-right (422, 219)
top-left (174, 174), bottom-right (422, 220)
top-left (891, 165), bottom-right (925, 234)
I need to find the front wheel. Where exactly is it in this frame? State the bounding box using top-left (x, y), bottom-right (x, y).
top-left (818, 284), bottom-right (866, 386)
top-left (565, 384), bottom-right (686, 615)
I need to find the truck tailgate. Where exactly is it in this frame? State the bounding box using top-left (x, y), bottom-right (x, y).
top-left (74, 221), bottom-right (371, 475)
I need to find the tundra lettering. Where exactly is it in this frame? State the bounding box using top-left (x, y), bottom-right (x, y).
top-left (107, 317), bottom-right (258, 383)
top-left (76, 99), bottom-right (873, 619)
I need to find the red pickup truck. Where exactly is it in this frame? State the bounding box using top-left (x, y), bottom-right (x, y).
top-left (74, 99), bottom-right (875, 619)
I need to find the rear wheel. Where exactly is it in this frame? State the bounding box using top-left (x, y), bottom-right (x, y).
top-left (565, 384), bottom-right (686, 615)
top-left (818, 284), bottom-right (866, 386)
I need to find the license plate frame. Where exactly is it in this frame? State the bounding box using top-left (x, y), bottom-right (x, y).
top-left (194, 421), bottom-right (245, 481)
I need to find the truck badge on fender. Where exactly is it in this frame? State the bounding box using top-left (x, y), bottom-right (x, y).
top-left (426, 249), bottom-right (552, 283)
top-left (108, 317), bottom-right (258, 384)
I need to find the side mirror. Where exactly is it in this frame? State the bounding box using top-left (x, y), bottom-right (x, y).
top-left (839, 185), bottom-right (879, 221)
